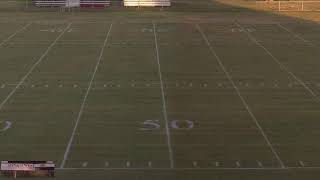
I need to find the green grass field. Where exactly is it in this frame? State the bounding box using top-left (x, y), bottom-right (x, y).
top-left (1, 0), bottom-right (320, 179)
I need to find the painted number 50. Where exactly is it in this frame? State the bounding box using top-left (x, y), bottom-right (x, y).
top-left (139, 120), bottom-right (194, 131)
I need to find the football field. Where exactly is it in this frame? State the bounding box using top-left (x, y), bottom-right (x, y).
top-left (1, 3), bottom-right (320, 179)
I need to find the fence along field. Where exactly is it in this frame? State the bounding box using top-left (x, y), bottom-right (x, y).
top-left (254, 0), bottom-right (320, 11)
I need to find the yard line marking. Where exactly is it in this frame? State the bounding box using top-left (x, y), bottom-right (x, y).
top-left (0, 23), bottom-right (72, 112)
top-left (196, 24), bottom-right (285, 168)
top-left (60, 23), bottom-right (113, 169)
top-left (153, 22), bottom-right (174, 169)
top-left (277, 23), bottom-right (315, 47)
top-left (0, 23), bottom-right (31, 47)
top-left (126, 161), bottom-right (131, 167)
top-left (235, 22), bottom-right (320, 104)
top-left (193, 161), bottom-right (198, 167)
top-left (0, 121), bottom-right (12, 132)
top-left (299, 160), bottom-right (305, 167)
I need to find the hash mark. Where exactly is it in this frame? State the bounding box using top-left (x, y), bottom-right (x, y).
top-left (299, 160), bottom-right (305, 167)
top-left (193, 161), bottom-right (198, 168)
top-left (236, 161), bottom-right (240, 167)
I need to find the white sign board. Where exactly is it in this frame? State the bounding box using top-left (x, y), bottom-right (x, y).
top-left (66, 0), bottom-right (80, 7)
top-left (1, 163), bottom-right (35, 171)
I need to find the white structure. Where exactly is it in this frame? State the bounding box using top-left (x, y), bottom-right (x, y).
top-left (66, 0), bottom-right (80, 7)
top-left (34, 0), bottom-right (110, 8)
top-left (123, 0), bottom-right (171, 7)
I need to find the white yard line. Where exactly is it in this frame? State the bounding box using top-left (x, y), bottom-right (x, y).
top-left (60, 23), bottom-right (113, 169)
top-left (153, 22), bottom-right (174, 169)
top-left (0, 23), bottom-right (32, 47)
top-left (0, 23), bottom-right (72, 111)
top-left (196, 24), bottom-right (285, 168)
top-left (235, 21), bottom-right (320, 103)
top-left (277, 23), bottom-right (315, 47)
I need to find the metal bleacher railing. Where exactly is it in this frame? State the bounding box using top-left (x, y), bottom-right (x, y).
top-left (33, 0), bottom-right (170, 7)
top-left (34, 0), bottom-right (110, 8)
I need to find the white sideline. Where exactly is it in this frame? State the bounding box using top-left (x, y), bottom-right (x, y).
top-left (0, 23), bottom-right (31, 47)
top-left (0, 23), bottom-right (72, 111)
top-left (235, 21), bottom-right (320, 104)
top-left (60, 23), bottom-right (113, 169)
top-left (153, 22), bottom-right (174, 169)
top-left (54, 166), bottom-right (320, 170)
top-left (196, 24), bottom-right (285, 168)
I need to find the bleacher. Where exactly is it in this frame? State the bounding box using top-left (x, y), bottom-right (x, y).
top-left (123, 0), bottom-right (170, 7)
top-left (34, 0), bottom-right (111, 8)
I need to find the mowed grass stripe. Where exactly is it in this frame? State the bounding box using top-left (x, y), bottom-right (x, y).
top-left (0, 23), bottom-right (72, 111)
top-left (65, 23), bottom-right (169, 168)
top-left (276, 23), bottom-right (314, 46)
top-left (235, 22), bottom-right (320, 103)
top-left (196, 24), bottom-right (285, 168)
top-left (0, 23), bottom-right (31, 47)
top-left (60, 23), bottom-right (113, 168)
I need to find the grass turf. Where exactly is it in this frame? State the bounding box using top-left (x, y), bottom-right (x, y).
top-left (1, 0), bottom-right (320, 179)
